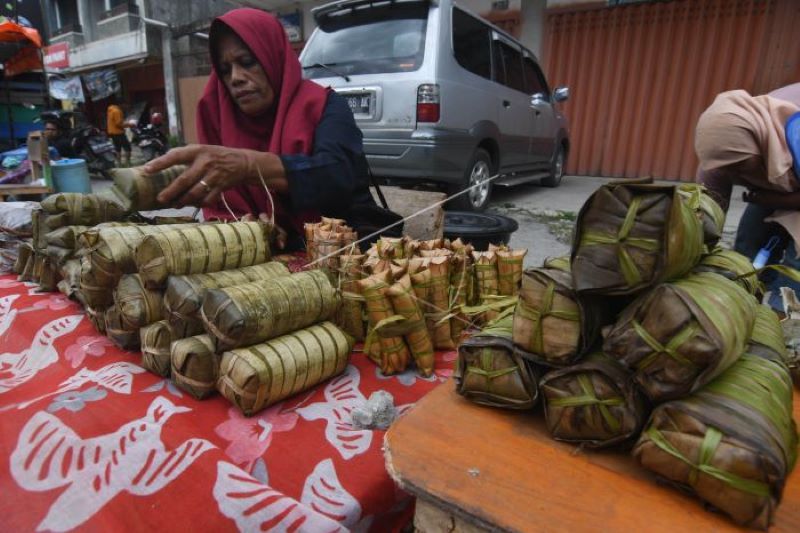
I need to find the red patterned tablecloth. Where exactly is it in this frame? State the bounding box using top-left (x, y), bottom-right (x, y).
top-left (0, 275), bottom-right (453, 532)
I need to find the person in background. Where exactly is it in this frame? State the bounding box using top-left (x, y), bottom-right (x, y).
top-left (43, 119), bottom-right (76, 159)
top-left (143, 8), bottom-right (381, 251)
top-left (695, 82), bottom-right (800, 307)
top-left (107, 97), bottom-right (131, 167)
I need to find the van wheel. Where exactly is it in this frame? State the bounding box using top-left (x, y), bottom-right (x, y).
top-left (541, 146), bottom-right (565, 188)
top-left (448, 148), bottom-right (493, 212)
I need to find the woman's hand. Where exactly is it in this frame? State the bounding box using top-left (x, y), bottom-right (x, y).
top-left (143, 145), bottom-right (287, 208)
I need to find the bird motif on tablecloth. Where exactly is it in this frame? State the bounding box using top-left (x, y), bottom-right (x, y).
top-left (0, 294), bottom-right (19, 338)
top-left (10, 396), bottom-right (214, 532)
top-left (0, 315), bottom-right (83, 394)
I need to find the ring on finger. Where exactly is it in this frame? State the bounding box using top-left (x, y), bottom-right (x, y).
top-left (199, 179), bottom-right (212, 193)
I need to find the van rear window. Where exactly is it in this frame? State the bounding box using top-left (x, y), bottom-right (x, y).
top-left (302, 3), bottom-right (428, 78)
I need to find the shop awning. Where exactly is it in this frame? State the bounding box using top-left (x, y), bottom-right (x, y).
top-left (0, 20), bottom-right (43, 77)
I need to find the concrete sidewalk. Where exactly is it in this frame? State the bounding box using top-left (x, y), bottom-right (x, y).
top-left (492, 176), bottom-right (747, 267)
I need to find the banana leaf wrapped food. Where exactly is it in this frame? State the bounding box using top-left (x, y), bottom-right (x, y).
top-left (217, 321), bottom-right (353, 416)
top-left (164, 261), bottom-right (290, 333)
top-left (57, 259), bottom-right (82, 299)
top-left (114, 274), bottom-right (164, 330)
top-left (682, 185), bottom-right (725, 247)
top-left (44, 245), bottom-right (74, 265)
top-left (79, 224), bottom-right (195, 308)
top-left (105, 305), bottom-right (140, 350)
top-left (86, 306), bottom-right (106, 335)
top-left (455, 314), bottom-right (539, 410)
top-left (449, 250), bottom-right (472, 345)
top-left (359, 271), bottom-right (411, 375)
top-left (513, 265), bottom-right (583, 367)
top-left (45, 225), bottom-right (90, 250)
top-left (13, 243), bottom-right (33, 275)
top-left (31, 209), bottom-right (47, 252)
top-left (633, 352), bottom-right (797, 529)
top-left (202, 269), bottom-right (339, 352)
top-left (473, 251), bottom-right (499, 322)
top-left (170, 335), bottom-right (219, 399)
top-left (540, 352), bottom-right (648, 448)
top-left (135, 221), bottom-right (271, 288)
top-left (139, 320), bottom-right (177, 377)
top-left (110, 165), bottom-right (186, 211)
top-left (18, 250), bottom-right (35, 281)
top-left (691, 247), bottom-right (760, 296)
top-left (496, 249), bottom-right (527, 296)
top-left (41, 192), bottom-right (129, 228)
top-left (334, 252), bottom-right (367, 341)
top-left (603, 272), bottom-right (757, 402)
top-left (386, 274), bottom-right (435, 377)
top-left (749, 305), bottom-right (788, 363)
top-left (37, 256), bottom-right (60, 292)
top-left (572, 182), bottom-right (705, 295)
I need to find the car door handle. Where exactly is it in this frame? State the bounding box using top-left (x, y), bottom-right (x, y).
top-left (502, 100), bottom-right (511, 108)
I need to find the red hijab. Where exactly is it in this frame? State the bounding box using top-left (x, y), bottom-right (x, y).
top-left (197, 8), bottom-right (330, 233)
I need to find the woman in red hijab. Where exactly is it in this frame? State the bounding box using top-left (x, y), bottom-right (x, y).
top-left (144, 8), bottom-right (378, 250)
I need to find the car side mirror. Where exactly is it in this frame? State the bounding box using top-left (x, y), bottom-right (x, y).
top-left (531, 93), bottom-right (546, 106)
top-left (554, 87), bottom-right (570, 102)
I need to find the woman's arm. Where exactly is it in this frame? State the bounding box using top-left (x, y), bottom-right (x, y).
top-left (280, 92), bottom-right (365, 216)
top-left (743, 189), bottom-right (800, 210)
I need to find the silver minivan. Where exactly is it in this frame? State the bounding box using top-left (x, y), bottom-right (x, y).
top-left (301, 0), bottom-right (570, 211)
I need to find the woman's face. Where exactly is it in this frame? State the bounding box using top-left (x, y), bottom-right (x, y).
top-left (216, 32), bottom-right (274, 117)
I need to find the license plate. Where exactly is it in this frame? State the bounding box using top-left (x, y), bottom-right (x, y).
top-left (345, 93), bottom-right (372, 116)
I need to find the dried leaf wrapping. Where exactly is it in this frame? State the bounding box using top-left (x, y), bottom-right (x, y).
top-left (140, 320), bottom-right (177, 377)
top-left (105, 305), bottom-right (140, 350)
top-left (603, 272), bottom-right (757, 402)
top-left (170, 335), bottom-right (219, 400)
top-left (386, 274), bottom-right (435, 377)
top-left (748, 305), bottom-right (788, 364)
top-left (202, 269), bottom-right (339, 352)
top-left (540, 352), bottom-right (648, 448)
top-left (513, 267), bottom-right (582, 366)
top-left (37, 256), bottom-right (60, 292)
top-left (13, 243), bottom-right (33, 275)
top-left (633, 352), bottom-right (797, 529)
top-left (687, 185), bottom-right (726, 248)
top-left (428, 255), bottom-right (454, 350)
top-left (31, 209), bottom-right (47, 252)
top-left (111, 165), bottom-right (186, 211)
top-left (164, 261), bottom-right (290, 332)
top-left (217, 321), bottom-right (352, 416)
top-left (449, 252), bottom-right (471, 345)
top-left (136, 221), bottom-right (271, 288)
top-left (455, 315), bottom-right (539, 410)
top-left (692, 247), bottom-right (760, 296)
top-left (57, 259), bottom-right (81, 299)
top-left (496, 249), bottom-right (527, 296)
top-left (79, 224), bottom-right (195, 308)
top-left (334, 253), bottom-right (367, 341)
top-left (473, 251), bottom-right (499, 322)
top-left (18, 250), bottom-right (35, 281)
top-left (41, 192), bottom-right (129, 227)
top-left (86, 306), bottom-right (106, 335)
top-left (359, 271), bottom-right (411, 375)
top-left (45, 225), bottom-right (90, 249)
top-left (572, 183), bottom-right (705, 295)
top-left (114, 274), bottom-right (164, 330)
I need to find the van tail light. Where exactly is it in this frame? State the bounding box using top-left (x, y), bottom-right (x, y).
top-left (417, 84), bottom-right (440, 123)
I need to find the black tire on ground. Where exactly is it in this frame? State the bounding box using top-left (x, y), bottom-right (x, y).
top-left (447, 148), bottom-right (493, 212)
top-left (541, 145), bottom-right (565, 188)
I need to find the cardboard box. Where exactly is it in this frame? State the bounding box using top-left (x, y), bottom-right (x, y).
top-left (27, 131), bottom-right (52, 187)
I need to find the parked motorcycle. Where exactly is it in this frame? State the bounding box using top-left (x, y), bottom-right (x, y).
top-left (130, 112), bottom-right (167, 162)
top-left (40, 110), bottom-right (116, 179)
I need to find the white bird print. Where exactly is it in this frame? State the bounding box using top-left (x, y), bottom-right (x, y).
top-left (296, 365), bottom-right (373, 460)
top-left (0, 315), bottom-right (83, 394)
top-left (301, 458), bottom-right (374, 531)
top-left (0, 294), bottom-right (19, 337)
top-left (11, 396), bottom-right (214, 532)
top-left (1, 361), bottom-right (146, 412)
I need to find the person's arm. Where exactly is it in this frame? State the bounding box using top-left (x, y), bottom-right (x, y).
top-left (743, 189), bottom-right (800, 210)
top-left (279, 92), bottom-right (364, 216)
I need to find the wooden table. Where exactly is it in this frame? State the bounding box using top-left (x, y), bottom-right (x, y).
top-left (385, 380), bottom-right (800, 532)
top-left (0, 184), bottom-right (52, 201)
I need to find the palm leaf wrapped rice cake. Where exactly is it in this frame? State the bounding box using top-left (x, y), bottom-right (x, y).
top-left (386, 274), bottom-right (435, 377)
top-left (110, 165), bottom-right (186, 211)
top-left (572, 182), bottom-right (704, 295)
top-left (140, 320), bottom-right (177, 377)
top-left (680, 185), bottom-right (725, 248)
top-left (603, 272), bottom-right (756, 402)
top-left (496, 249), bottom-right (527, 296)
top-left (455, 314), bottom-right (539, 410)
top-left (57, 259), bottom-right (82, 299)
top-left (540, 352), bottom-right (648, 448)
top-left (41, 192), bottom-right (129, 227)
top-left (171, 335), bottom-right (219, 399)
top-left (13, 242), bottom-right (33, 275)
top-left (359, 271), bottom-right (411, 375)
top-left (114, 274), bottom-right (164, 330)
top-left (217, 321), bottom-right (352, 416)
top-left (692, 247), bottom-right (760, 296)
top-left (105, 305), bottom-right (140, 350)
top-left (749, 304), bottom-right (788, 363)
top-left (79, 224), bottom-right (196, 308)
top-left (334, 252), bottom-right (367, 341)
top-left (633, 350), bottom-right (797, 529)
top-left (164, 261), bottom-right (290, 333)
top-left (136, 221), bottom-right (271, 288)
top-left (202, 269), bottom-right (339, 352)
top-left (45, 225), bottom-right (90, 250)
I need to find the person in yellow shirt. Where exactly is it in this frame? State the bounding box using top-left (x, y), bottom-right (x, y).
top-left (106, 98), bottom-right (131, 167)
